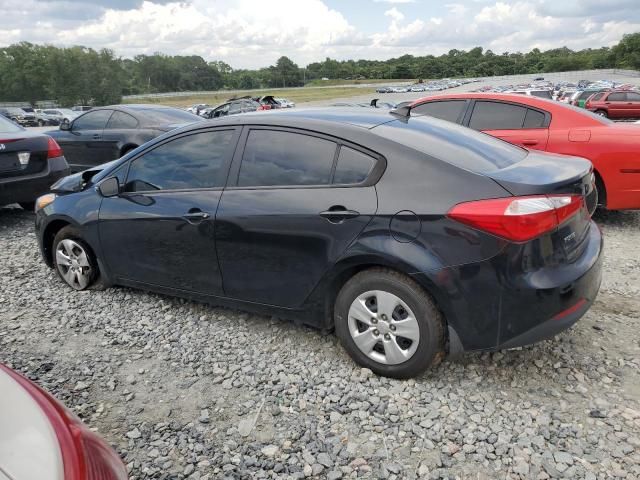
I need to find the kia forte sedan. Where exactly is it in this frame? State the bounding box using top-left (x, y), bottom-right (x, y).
top-left (34, 109), bottom-right (602, 378)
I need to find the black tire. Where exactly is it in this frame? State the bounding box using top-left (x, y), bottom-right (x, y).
top-left (120, 145), bottom-right (137, 157)
top-left (595, 173), bottom-right (607, 209)
top-left (334, 268), bottom-right (444, 379)
top-left (52, 226), bottom-right (99, 291)
top-left (595, 110), bottom-right (608, 118)
top-left (38, 120), bottom-right (45, 127)
top-left (18, 202), bottom-right (35, 211)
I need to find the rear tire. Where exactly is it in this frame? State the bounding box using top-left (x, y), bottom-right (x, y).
top-left (595, 173), bottom-right (607, 209)
top-left (595, 110), bottom-right (608, 118)
top-left (52, 226), bottom-right (99, 291)
top-left (18, 202), bottom-right (35, 211)
top-left (334, 268), bottom-right (444, 379)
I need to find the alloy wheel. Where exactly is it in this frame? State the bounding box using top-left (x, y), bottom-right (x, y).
top-left (347, 290), bottom-right (420, 365)
top-left (55, 239), bottom-right (92, 290)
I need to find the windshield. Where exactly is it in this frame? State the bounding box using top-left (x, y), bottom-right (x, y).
top-left (139, 108), bottom-right (201, 124)
top-left (0, 115), bottom-right (24, 133)
top-left (373, 116), bottom-right (527, 173)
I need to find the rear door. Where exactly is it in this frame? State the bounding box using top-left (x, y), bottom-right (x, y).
top-left (466, 100), bottom-right (550, 150)
top-left (625, 91), bottom-right (640, 117)
top-left (101, 110), bottom-right (140, 159)
top-left (60, 109), bottom-right (113, 171)
top-left (605, 92), bottom-right (627, 118)
top-left (215, 127), bottom-right (379, 308)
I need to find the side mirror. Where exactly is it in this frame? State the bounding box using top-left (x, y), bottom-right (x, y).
top-left (60, 119), bottom-right (71, 131)
top-left (98, 177), bottom-right (120, 197)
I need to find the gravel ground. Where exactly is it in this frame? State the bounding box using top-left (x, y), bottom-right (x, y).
top-left (1, 206), bottom-right (639, 480)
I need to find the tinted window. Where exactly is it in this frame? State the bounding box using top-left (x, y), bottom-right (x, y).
top-left (469, 101), bottom-right (526, 130)
top-left (124, 130), bottom-right (235, 192)
top-left (626, 92), bottom-right (640, 101)
top-left (579, 91), bottom-right (598, 101)
top-left (73, 110), bottom-right (112, 130)
top-left (607, 92), bottom-right (626, 101)
top-left (137, 108), bottom-right (201, 124)
top-left (372, 117), bottom-right (527, 173)
top-left (411, 100), bottom-right (466, 123)
top-left (591, 92), bottom-right (605, 101)
top-left (238, 130), bottom-right (337, 187)
top-left (523, 109), bottom-right (546, 128)
top-left (334, 147), bottom-right (376, 184)
top-left (106, 111), bottom-right (138, 129)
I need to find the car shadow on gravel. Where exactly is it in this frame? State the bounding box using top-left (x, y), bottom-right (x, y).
top-left (592, 208), bottom-right (640, 227)
top-left (0, 206), bottom-right (34, 228)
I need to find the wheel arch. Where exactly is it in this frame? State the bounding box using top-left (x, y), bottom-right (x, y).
top-left (42, 218), bottom-right (73, 267)
top-left (593, 168), bottom-right (607, 208)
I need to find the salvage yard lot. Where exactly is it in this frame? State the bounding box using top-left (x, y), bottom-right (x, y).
top-left (0, 206), bottom-right (639, 479)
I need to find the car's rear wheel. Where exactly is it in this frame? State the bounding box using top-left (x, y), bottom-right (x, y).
top-left (334, 268), bottom-right (444, 379)
top-left (595, 110), bottom-right (608, 118)
top-left (53, 227), bottom-right (98, 291)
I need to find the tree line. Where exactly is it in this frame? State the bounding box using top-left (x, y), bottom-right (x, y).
top-left (1, 33), bottom-right (639, 107)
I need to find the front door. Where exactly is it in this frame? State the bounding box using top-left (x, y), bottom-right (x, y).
top-left (98, 128), bottom-right (240, 295)
top-left (59, 109), bottom-right (114, 171)
top-left (216, 128), bottom-right (379, 308)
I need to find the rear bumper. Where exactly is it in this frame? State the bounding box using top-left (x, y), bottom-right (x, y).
top-left (0, 156), bottom-right (69, 205)
top-left (414, 220), bottom-right (603, 354)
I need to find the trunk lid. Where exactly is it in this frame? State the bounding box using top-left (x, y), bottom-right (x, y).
top-left (0, 135), bottom-right (49, 179)
top-left (487, 150), bottom-right (596, 261)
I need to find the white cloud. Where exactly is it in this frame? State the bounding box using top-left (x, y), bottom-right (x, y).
top-left (1, 0), bottom-right (639, 68)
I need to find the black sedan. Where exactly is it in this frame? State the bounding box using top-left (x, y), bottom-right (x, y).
top-left (34, 109), bottom-right (602, 378)
top-left (0, 115), bottom-right (69, 210)
top-left (47, 104), bottom-right (202, 172)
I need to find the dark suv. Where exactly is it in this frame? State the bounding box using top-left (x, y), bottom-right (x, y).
top-left (0, 107), bottom-right (37, 127)
top-left (585, 90), bottom-right (640, 119)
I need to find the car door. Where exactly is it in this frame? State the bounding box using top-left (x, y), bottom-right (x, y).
top-left (625, 91), bottom-right (640, 117)
top-left (605, 92), bottom-right (626, 118)
top-left (215, 127), bottom-right (379, 308)
top-left (466, 100), bottom-right (549, 150)
top-left (59, 109), bottom-right (114, 171)
top-left (98, 127), bottom-right (241, 295)
top-left (101, 110), bottom-right (140, 160)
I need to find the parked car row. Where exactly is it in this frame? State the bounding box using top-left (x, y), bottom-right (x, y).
top-left (376, 78), bottom-right (480, 94)
top-left (187, 96), bottom-right (296, 119)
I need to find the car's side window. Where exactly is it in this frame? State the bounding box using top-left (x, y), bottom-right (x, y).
top-left (607, 92), bottom-right (626, 102)
top-left (591, 93), bottom-right (605, 101)
top-left (73, 110), bottom-right (113, 131)
top-left (522, 109), bottom-right (547, 128)
top-left (124, 130), bottom-right (236, 192)
top-left (626, 92), bottom-right (640, 101)
top-left (106, 111), bottom-right (139, 130)
top-left (469, 101), bottom-right (527, 130)
top-left (238, 129), bottom-right (337, 187)
top-left (411, 100), bottom-right (466, 123)
top-left (333, 146), bottom-right (376, 185)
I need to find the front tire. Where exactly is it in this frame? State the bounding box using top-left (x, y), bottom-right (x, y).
top-left (334, 268), bottom-right (444, 379)
top-left (595, 110), bottom-right (608, 118)
top-left (52, 226), bottom-right (98, 291)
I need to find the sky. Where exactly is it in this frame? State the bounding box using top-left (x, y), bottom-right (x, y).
top-left (2, 0), bottom-right (639, 69)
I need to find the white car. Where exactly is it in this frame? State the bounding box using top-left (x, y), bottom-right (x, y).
top-left (187, 104), bottom-right (209, 114)
top-left (0, 363), bottom-right (127, 480)
top-left (40, 109), bottom-right (79, 124)
top-left (275, 98), bottom-right (296, 108)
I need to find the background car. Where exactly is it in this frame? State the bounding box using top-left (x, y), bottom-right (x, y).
top-left (47, 104), bottom-right (202, 172)
top-left (404, 92), bottom-right (640, 210)
top-left (187, 103), bottom-right (209, 114)
top-left (572, 88), bottom-right (608, 108)
top-left (275, 97), bottom-right (296, 108)
top-left (71, 105), bottom-right (92, 112)
top-left (34, 109), bottom-right (60, 126)
top-left (35, 109), bottom-right (601, 379)
top-left (41, 108), bottom-right (80, 124)
top-left (203, 98), bottom-right (264, 118)
top-left (585, 90), bottom-right (640, 118)
top-left (0, 114), bottom-right (69, 210)
top-left (0, 107), bottom-right (37, 126)
top-left (0, 363), bottom-right (127, 480)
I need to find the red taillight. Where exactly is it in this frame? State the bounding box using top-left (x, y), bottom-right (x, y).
top-left (0, 365), bottom-right (127, 480)
top-left (47, 136), bottom-right (63, 159)
top-left (447, 194), bottom-right (584, 242)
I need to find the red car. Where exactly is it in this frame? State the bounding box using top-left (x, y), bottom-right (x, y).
top-left (0, 363), bottom-right (127, 480)
top-left (404, 93), bottom-right (640, 210)
top-left (585, 90), bottom-right (640, 119)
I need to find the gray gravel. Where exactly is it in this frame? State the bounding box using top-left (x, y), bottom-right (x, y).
top-left (1, 206), bottom-right (639, 480)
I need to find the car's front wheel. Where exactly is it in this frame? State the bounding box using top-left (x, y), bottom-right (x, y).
top-left (53, 227), bottom-right (98, 290)
top-left (595, 110), bottom-right (608, 118)
top-left (334, 268), bottom-right (444, 379)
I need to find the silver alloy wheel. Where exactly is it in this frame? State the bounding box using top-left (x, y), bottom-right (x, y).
top-left (55, 239), bottom-right (92, 290)
top-left (347, 290), bottom-right (420, 365)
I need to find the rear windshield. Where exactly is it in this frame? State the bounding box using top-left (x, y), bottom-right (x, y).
top-left (530, 90), bottom-right (553, 99)
top-left (0, 115), bottom-right (23, 133)
top-left (373, 117), bottom-right (527, 173)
